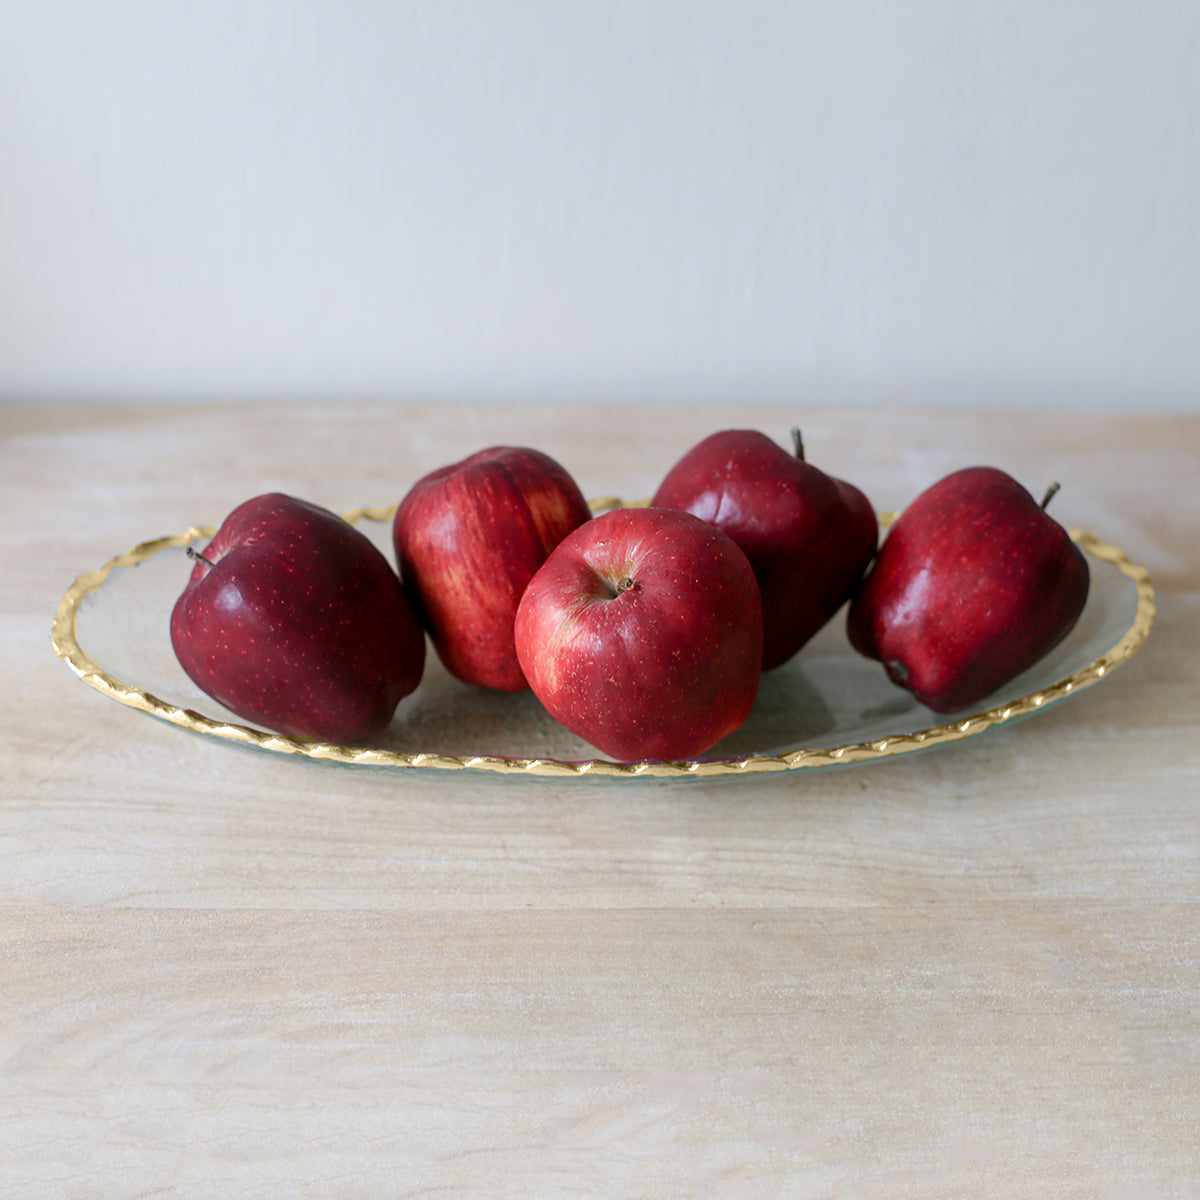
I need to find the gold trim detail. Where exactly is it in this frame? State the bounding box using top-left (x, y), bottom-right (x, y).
top-left (50, 502), bottom-right (1156, 779)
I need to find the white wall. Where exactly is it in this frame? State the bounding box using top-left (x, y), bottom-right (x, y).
top-left (3, 0), bottom-right (1198, 410)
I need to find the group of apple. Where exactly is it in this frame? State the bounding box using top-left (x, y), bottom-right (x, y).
top-left (170, 429), bottom-right (1090, 761)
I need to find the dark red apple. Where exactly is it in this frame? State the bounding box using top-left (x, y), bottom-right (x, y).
top-left (651, 429), bottom-right (878, 669)
top-left (847, 467), bottom-right (1090, 713)
top-left (170, 493), bottom-right (425, 742)
top-left (514, 506), bottom-right (763, 761)
top-left (393, 446), bottom-right (591, 692)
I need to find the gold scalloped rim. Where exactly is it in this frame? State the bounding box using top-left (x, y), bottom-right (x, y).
top-left (50, 501), bottom-right (1156, 779)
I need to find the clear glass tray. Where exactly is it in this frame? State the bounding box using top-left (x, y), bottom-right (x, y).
top-left (51, 502), bottom-right (1156, 779)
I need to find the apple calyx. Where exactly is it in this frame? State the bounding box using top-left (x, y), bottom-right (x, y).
top-left (790, 428), bottom-right (806, 462)
top-left (1041, 482), bottom-right (1062, 510)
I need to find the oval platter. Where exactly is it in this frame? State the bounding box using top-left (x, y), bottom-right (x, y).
top-left (51, 501), bottom-right (1156, 779)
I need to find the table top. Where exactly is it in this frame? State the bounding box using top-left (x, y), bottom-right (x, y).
top-left (3, 400), bottom-right (1198, 1196)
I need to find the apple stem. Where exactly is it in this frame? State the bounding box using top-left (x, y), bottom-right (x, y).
top-left (1040, 482), bottom-right (1061, 511)
top-left (187, 546), bottom-right (215, 567)
top-left (790, 428), bottom-right (806, 462)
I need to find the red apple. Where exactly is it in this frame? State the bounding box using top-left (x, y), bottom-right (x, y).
top-left (652, 429), bottom-right (878, 669)
top-left (514, 507), bottom-right (763, 761)
top-left (847, 467), bottom-right (1090, 713)
top-left (393, 446), bottom-right (591, 691)
top-left (170, 493), bottom-right (425, 742)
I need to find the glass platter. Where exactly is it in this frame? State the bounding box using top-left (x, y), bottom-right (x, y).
top-left (51, 501), bottom-right (1156, 779)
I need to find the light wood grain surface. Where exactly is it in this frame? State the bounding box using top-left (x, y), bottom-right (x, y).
top-left (3, 401), bottom-right (1198, 1198)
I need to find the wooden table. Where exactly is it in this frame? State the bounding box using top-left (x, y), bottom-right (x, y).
top-left (3, 401), bottom-right (1197, 1196)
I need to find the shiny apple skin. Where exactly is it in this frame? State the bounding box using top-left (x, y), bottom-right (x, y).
top-left (652, 430), bottom-right (878, 670)
top-left (847, 467), bottom-right (1090, 713)
top-left (393, 446), bottom-right (592, 692)
top-left (514, 507), bottom-right (763, 761)
top-left (170, 493), bottom-right (425, 742)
